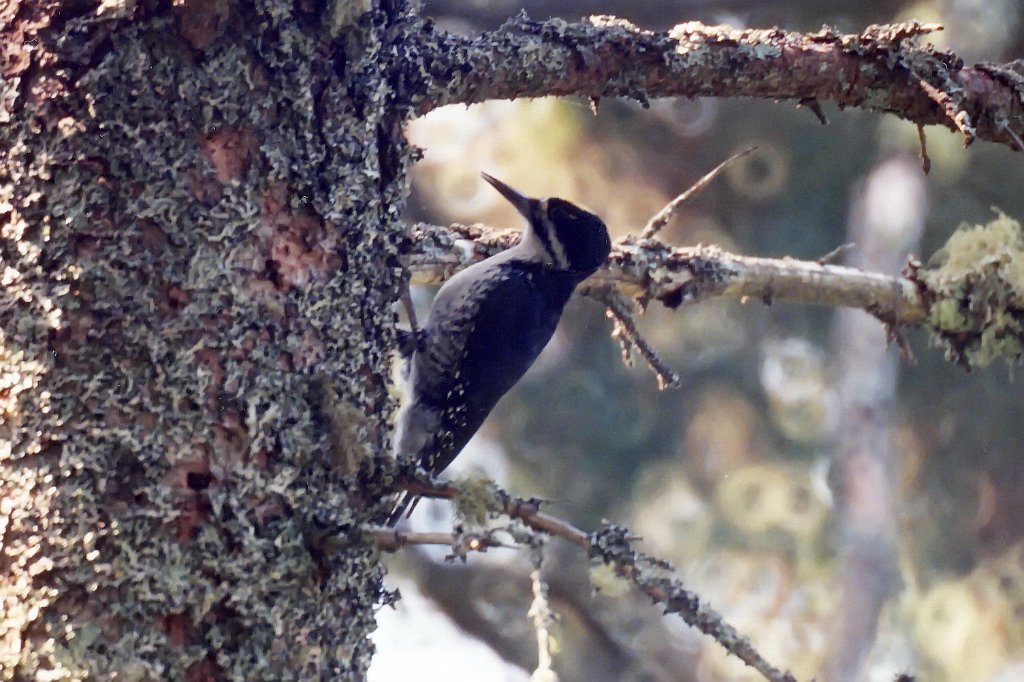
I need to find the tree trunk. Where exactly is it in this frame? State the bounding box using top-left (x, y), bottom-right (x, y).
top-left (1, 1), bottom-right (406, 677)
top-left (6, 0), bottom-right (1024, 679)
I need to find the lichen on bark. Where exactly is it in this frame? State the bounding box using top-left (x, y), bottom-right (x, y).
top-left (916, 212), bottom-right (1024, 366)
top-left (1, 0), bottom-right (411, 678)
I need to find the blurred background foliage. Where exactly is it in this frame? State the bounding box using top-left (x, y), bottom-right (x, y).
top-left (373, 1), bottom-right (1024, 681)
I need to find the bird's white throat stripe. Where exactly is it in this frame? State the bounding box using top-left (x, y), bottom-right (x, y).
top-left (538, 200), bottom-right (569, 269)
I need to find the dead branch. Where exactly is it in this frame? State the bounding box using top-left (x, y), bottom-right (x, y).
top-left (408, 222), bottom-right (927, 326)
top-left (409, 215), bottom-right (1024, 368)
top-left (404, 17), bottom-right (1024, 153)
top-left (373, 528), bottom-right (509, 556)
top-left (379, 477), bottom-right (798, 682)
top-left (528, 546), bottom-right (558, 680)
top-left (641, 146), bottom-right (757, 239)
top-left (591, 285), bottom-right (682, 389)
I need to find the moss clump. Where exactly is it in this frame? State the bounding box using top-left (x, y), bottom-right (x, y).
top-left (452, 475), bottom-right (502, 527)
top-left (922, 211), bottom-right (1024, 366)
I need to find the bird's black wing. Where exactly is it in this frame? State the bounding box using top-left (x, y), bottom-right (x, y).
top-left (423, 262), bottom-right (575, 475)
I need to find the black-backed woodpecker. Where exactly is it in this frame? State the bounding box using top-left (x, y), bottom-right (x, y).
top-left (387, 173), bottom-right (612, 526)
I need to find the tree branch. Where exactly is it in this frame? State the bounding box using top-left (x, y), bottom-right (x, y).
top-left (409, 217), bottom-right (1024, 367)
top-left (527, 547), bottom-right (558, 680)
top-left (373, 528), bottom-right (510, 556)
top-left (408, 221), bottom-right (927, 326)
top-left (592, 285), bottom-right (682, 389)
top-left (404, 16), bottom-right (1024, 153)
top-left (379, 477), bottom-right (797, 682)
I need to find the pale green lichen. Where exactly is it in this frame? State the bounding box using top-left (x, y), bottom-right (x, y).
top-left (453, 475), bottom-right (501, 527)
top-left (588, 562), bottom-right (630, 597)
top-left (922, 211), bottom-right (1024, 366)
top-left (1, 0), bottom-right (413, 678)
top-left (328, 0), bottom-right (373, 36)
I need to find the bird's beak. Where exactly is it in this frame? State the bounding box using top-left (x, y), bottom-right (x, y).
top-left (481, 172), bottom-right (535, 219)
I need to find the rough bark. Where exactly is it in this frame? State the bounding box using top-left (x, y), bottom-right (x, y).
top-left (406, 16), bottom-right (1024, 152)
top-left (2, 0), bottom-right (410, 678)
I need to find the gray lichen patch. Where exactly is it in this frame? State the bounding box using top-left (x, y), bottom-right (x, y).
top-left (919, 211), bottom-right (1024, 366)
top-left (1, 0), bottom-right (411, 679)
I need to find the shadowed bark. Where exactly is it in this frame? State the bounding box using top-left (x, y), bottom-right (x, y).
top-left (1, 1), bottom-right (409, 677)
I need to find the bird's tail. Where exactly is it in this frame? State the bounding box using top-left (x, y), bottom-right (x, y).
top-left (385, 492), bottom-right (423, 527)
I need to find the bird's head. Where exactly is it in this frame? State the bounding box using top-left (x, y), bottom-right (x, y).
top-left (482, 172), bottom-right (611, 280)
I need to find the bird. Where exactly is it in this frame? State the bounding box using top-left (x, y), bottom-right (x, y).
top-left (387, 172), bottom-right (612, 526)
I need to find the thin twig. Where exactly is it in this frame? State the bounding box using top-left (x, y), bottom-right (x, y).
top-left (640, 146), bottom-right (757, 239)
top-left (597, 287), bottom-right (681, 389)
top-left (916, 124), bottom-right (931, 174)
top-left (817, 242), bottom-right (855, 265)
top-left (913, 75), bottom-right (975, 143)
top-left (376, 477), bottom-right (799, 682)
top-left (528, 545), bottom-right (557, 679)
top-left (1004, 123), bottom-right (1024, 153)
top-left (399, 283), bottom-right (420, 332)
top-left (798, 97), bottom-right (829, 125)
top-left (373, 528), bottom-right (509, 557)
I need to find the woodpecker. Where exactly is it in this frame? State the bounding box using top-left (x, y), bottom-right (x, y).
top-left (387, 173), bottom-right (612, 526)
